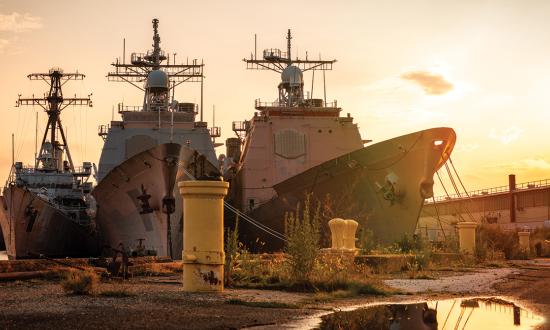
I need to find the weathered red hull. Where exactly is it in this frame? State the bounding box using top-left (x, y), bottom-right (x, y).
top-left (0, 186), bottom-right (100, 259)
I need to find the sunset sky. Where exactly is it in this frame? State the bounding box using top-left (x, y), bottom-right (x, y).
top-left (1, 0), bottom-right (549, 196)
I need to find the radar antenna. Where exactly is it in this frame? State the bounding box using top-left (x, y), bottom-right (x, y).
top-left (243, 29), bottom-right (336, 107)
top-left (16, 68), bottom-right (92, 172)
top-left (107, 18), bottom-right (205, 117)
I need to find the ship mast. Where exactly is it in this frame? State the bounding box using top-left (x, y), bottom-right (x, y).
top-left (243, 29), bottom-right (336, 107)
top-left (107, 18), bottom-right (205, 117)
top-left (16, 68), bottom-right (92, 172)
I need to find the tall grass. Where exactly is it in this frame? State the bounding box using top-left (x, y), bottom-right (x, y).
top-left (284, 195), bottom-right (320, 282)
top-left (225, 215), bottom-right (248, 287)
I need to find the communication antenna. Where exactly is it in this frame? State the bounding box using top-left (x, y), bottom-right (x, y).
top-left (107, 18), bottom-right (204, 119)
top-left (16, 68), bottom-right (92, 172)
top-left (243, 29), bottom-right (336, 108)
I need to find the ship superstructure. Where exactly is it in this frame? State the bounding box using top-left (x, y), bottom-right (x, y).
top-left (94, 19), bottom-right (218, 258)
top-left (226, 30), bottom-right (457, 250)
top-left (227, 30), bottom-right (365, 212)
top-left (0, 68), bottom-right (100, 259)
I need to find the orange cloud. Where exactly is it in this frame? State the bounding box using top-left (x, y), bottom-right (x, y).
top-left (0, 39), bottom-right (8, 52)
top-left (489, 126), bottom-right (523, 144)
top-left (0, 12), bottom-right (42, 33)
top-left (400, 71), bottom-right (453, 95)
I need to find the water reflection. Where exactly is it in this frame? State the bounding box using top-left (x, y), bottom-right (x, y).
top-left (0, 251), bottom-right (7, 261)
top-left (318, 297), bottom-right (543, 330)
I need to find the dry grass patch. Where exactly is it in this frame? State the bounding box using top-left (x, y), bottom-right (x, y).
top-left (131, 261), bottom-right (182, 276)
top-left (60, 269), bottom-right (99, 295)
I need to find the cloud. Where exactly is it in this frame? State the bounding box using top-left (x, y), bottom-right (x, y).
top-left (520, 159), bottom-right (550, 170)
top-left (455, 142), bottom-right (480, 153)
top-left (486, 158), bottom-right (550, 171)
top-left (400, 71), bottom-right (454, 95)
top-left (0, 38), bottom-right (8, 52)
top-left (0, 12), bottom-right (42, 32)
top-left (488, 126), bottom-right (523, 144)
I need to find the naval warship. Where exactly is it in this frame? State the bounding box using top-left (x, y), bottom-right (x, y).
top-left (0, 68), bottom-right (100, 259)
top-left (93, 19), bottom-right (218, 259)
top-left (225, 30), bottom-right (456, 250)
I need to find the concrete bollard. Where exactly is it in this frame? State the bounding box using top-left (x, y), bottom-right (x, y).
top-left (178, 180), bottom-right (229, 292)
top-left (328, 218), bottom-right (346, 249)
top-left (518, 231), bottom-right (530, 254)
top-left (456, 222), bottom-right (477, 254)
top-left (343, 219), bottom-right (358, 251)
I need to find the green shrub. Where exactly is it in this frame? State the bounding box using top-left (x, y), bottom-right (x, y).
top-left (477, 225), bottom-right (519, 259)
top-left (284, 195), bottom-right (321, 282)
top-left (359, 228), bottom-right (376, 254)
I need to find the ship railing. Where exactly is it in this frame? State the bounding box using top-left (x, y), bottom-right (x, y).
top-left (426, 178), bottom-right (550, 203)
top-left (13, 165), bottom-right (38, 174)
top-left (263, 48), bottom-right (288, 61)
top-left (255, 99), bottom-right (338, 108)
top-left (232, 121), bottom-right (250, 133)
top-left (118, 103), bottom-right (143, 113)
top-left (13, 165), bottom-right (91, 176)
top-left (131, 51), bottom-right (167, 65)
top-left (98, 124), bottom-right (110, 139)
top-left (209, 126), bottom-right (221, 138)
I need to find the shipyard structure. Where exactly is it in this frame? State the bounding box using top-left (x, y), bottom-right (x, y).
top-left (418, 174), bottom-right (550, 241)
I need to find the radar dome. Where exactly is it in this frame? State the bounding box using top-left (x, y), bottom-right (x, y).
top-left (146, 70), bottom-right (169, 90)
top-left (281, 65), bottom-right (303, 86)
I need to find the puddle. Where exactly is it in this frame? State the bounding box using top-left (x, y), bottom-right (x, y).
top-left (301, 297), bottom-right (544, 329)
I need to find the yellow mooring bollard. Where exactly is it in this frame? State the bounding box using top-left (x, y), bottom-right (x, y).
top-left (456, 222), bottom-right (477, 254)
top-left (518, 231), bottom-right (530, 254)
top-left (328, 218), bottom-right (346, 249)
top-left (178, 180), bottom-right (229, 292)
top-left (343, 219), bottom-right (358, 251)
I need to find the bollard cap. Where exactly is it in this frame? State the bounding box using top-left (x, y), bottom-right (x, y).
top-left (178, 180), bottom-right (229, 197)
top-left (456, 222), bottom-right (478, 229)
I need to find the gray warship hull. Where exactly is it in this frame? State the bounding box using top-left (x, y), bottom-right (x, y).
top-left (93, 143), bottom-right (181, 256)
top-left (0, 186), bottom-right (100, 259)
top-left (239, 127), bottom-right (456, 251)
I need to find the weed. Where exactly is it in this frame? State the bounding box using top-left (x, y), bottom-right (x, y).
top-left (132, 262), bottom-right (182, 276)
top-left (284, 195), bottom-right (321, 282)
top-left (225, 215), bottom-right (248, 287)
top-left (358, 228), bottom-right (376, 254)
top-left (60, 269), bottom-right (99, 295)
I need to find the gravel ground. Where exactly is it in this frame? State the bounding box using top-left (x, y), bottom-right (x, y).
top-left (0, 278), bottom-right (314, 329)
top-left (384, 267), bottom-right (518, 293)
top-left (0, 261), bottom-right (549, 329)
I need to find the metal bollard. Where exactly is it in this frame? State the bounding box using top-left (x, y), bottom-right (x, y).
top-left (328, 218), bottom-right (346, 249)
top-left (456, 222), bottom-right (477, 254)
top-left (178, 180), bottom-right (229, 292)
top-left (518, 231), bottom-right (530, 254)
top-left (343, 219), bottom-right (358, 251)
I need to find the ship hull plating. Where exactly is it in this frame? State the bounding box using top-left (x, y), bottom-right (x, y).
top-left (239, 127), bottom-right (456, 251)
top-left (0, 187), bottom-right (100, 259)
top-left (93, 143), bottom-right (181, 256)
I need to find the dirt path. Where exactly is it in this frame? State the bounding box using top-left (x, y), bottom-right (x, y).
top-left (385, 268), bottom-right (518, 294)
top-left (492, 259), bottom-right (550, 330)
